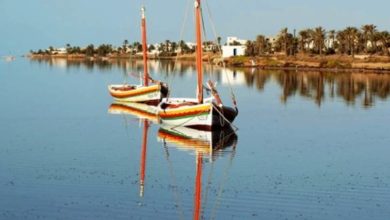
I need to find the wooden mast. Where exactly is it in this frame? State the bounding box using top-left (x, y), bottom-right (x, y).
top-left (139, 119), bottom-right (149, 197)
top-left (193, 153), bottom-right (203, 220)
top-left (141, 7), bottom-right (149, 86)
top-left (195, 0), bottom-right (203, 104)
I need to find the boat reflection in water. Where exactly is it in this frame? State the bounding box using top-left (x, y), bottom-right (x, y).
top-left (158, 126), bottom-right (238, 219)
top-left (108, 101), bottom-right (158, 124)
top-left (108, 102), bottom-right (157, 197)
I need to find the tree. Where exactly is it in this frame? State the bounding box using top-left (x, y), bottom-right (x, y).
top-left (340, 27), bottom-right (360, 57)
top-left (361, 24), bottom-right (377, 53)
top-left (245, 41), bottom-right (256, 56)
top-left (378, 31), bottom-right (390, 56)
top-left (96, 44), bottom-right (113, 56)
top-left (179, 40), bottom-right (190, 54)
top-left (214, 36), bottom-right (222, 53)
top-left (65, 43), bottom-right (71, 54)
top-left (148, 44), bottom-right (156, 52)
top-left (276, 28), bottom-right (294, 55)
top-left (171, 42), bottom-right (177, 53)
top-left (164, 40), bottom-right (171, 52)
top-left (255, 35), bottom-right (269, 55)
top-left (85, 44), bottom-right (95, 56)
top-left (132, 42), bottom-right (142, 53)
top-left (231, 40), bottom-right (241, 46)
top-left (312, 27), bottom-right (326, 55)
top-left (328, 30), bottom-right (336, 50)
top-left (298, 29), bottom-right (311, 53)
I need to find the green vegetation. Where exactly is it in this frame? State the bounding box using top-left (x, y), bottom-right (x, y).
top-left (246, 24), bottom-right (390, 57)
top-left (29, 38), bottom-right (208, 58)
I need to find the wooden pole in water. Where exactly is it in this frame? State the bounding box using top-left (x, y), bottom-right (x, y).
top-left (193, 153), bottom-right (203, 220)
top-left (141, 7), bottom-right (149, 86)
top-left (195, 0), bottom-right (203, 104)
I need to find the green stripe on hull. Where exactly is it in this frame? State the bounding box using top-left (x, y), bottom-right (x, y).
top-left (160, 128), bottom-right (192, 139)
top-left (116, 90), bottom-right (158, 99)
top-left (161, 111), bottom-right (210, 120)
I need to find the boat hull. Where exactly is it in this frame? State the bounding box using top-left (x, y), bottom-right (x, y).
top-left (108, 83), bottom-right (168, 103)
top-left (158, 98), bottom-right (237, 130)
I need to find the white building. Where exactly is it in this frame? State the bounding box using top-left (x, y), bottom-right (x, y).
top-left (226, 36), bottom-right (247, 46)
top-left (51, 47), bottom-right (67, 55)
top-left (222, 45), bottom-right (246, 58)
top-left (222, 36), bottom-right (247, 58)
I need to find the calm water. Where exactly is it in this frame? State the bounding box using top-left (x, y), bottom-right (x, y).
top-left (1, 58), bottom-right (390, 220)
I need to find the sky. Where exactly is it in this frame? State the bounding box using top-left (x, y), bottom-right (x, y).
top-left (1, 0), bottom-right (390, 55)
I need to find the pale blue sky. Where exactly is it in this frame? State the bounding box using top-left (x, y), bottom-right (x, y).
top-left (1, 0), bottom-right (389, 55)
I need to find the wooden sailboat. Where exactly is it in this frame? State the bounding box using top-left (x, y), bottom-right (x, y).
top-left (157, 0), bottom-right (238, 130)
top-left (108, 7), bottom-right (168, 104)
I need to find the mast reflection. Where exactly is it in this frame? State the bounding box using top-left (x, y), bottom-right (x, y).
top-left (108, 102), bottom-right (158, 197)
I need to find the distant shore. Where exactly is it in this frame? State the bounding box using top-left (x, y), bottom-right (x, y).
top-left (27, 53), bottom-right (390, 73)
top-left (225, 54), bottom-right (390, 73)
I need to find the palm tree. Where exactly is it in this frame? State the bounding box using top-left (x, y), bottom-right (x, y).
top-left (373, 31), bottom-right (382, 54)
top-left (299, 29), bottom-right (311, 54)
top-left (281, 28), bottom-right (289, 55)
top-left (275, 28), bottom-right (292, 55)
top-left (65, 43), bottom-right (71, 54)
top-left (48, 46), bottom-right (54, 54)
top-left (312, 27), bottom-right (326, 55)
top-left (361, 24), bottom-right (377, 53)
top-left (164, 40), bottom-right (171, 53)
top-left (148, 44), bottom-right (156, 52)
top-left (171, 42), bottom-right (177, 54)
top-left (328, 30), bottom-right (336, 50)
top-left (255, 35), bottom-right (268, 55)
top-left (341, 27), bottom-right (360, 57)
top-left (123, 39), bottom-right (129, 53)
top-left (378, 31), bottom-right (390, 56)
top-left (132, 42), bottom-right (142, 53)
top-left (178, 40), bottom-right (190, 54)
top-left (245, 41), bottom-right (256, 56)
top-left (85, 44), bottom-right (95, 56)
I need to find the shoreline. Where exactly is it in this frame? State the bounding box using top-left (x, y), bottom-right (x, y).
top-left (27, 54), bottom-right (390, 74)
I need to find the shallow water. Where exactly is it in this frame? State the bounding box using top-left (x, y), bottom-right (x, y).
top-left (1, 58), bottom-right (390, 219)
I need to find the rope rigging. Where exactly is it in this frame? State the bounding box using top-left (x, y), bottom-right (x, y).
top-left (203, 0), bottom-right (238, 110)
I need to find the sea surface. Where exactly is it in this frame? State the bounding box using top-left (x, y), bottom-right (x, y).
top-left (1, 58), bottom-right (390, 220)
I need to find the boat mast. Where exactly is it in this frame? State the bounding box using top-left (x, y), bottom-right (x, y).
top-left (139, 119), bottom-right (149, 197)
top-left (193, 153), bottom-right (203, 220)
top-left (195, 0), bottom-right (203, 103)
top-left (141, 7), bottom-right (149, 86)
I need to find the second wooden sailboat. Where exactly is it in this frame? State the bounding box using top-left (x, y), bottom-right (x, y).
top-left (157, 0), bottom-right (238, 130)
top-left (108, 7), bottom-right (168, 104)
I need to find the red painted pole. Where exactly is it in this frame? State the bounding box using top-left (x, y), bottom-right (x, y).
top-left (139, 120), bottom-right (149, 197)
top-left (193, 153), bottom-right (203, 220)
top-left (195, 0), bottom-right (203, 103)
top-left (141, 7), bottom-right (149, 86)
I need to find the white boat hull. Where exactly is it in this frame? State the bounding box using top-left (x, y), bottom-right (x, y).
top-left (158, 97), bottom-right (214, 128)
top-left (108, 84), bottom-right (163, 103)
